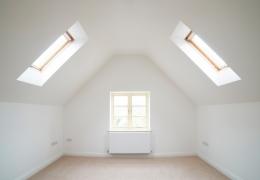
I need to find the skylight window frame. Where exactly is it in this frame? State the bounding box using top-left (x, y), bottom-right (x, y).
top-left (31, 31), bottom-right (75, 71)
top-left (17, 21), bottom-right (87, 86)
top-left (185, 31), bottom-right (227, 72)
top-left (170, 21), bottom-right (241, 86)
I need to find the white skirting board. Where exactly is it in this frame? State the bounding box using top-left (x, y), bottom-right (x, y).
top-left (15, 152), bottom-right (63, 180)
top-left (108, 131), bottom-right (151, 154)
top-left (198, 154), bottom-right (243, 180)
top-left (64, 151), bottom-right (196, 158)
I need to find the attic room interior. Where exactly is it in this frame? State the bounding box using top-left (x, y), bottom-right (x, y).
top-left (0, 0), bottom-right (260, 179)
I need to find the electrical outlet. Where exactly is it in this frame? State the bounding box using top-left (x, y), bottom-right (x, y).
top-left (66, 138), bottom-right (72, 142)
top-left (51, 141), bottom-right (58, 146)
top-left (202, 141), bottom-right (209, 147)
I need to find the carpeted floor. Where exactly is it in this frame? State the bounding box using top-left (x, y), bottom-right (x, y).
top-left (29, 156), bottom-right (229, 180)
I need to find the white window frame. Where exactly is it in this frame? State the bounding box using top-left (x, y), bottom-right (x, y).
top-left (17, 22), bottom-right (87, 86)
top-left (170, 21), bottom-right (240, 86)
top-left (110, 91), bottom-right (150, 131)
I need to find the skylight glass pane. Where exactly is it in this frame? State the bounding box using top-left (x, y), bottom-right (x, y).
top-left (31, 33), bottom-right (73, 71)
top-left (17, 21), bottom-right (87, 86)
top-left (191, 34), bottom-right (227, 70)
top-left (170, 21), bottom-right (241, 86)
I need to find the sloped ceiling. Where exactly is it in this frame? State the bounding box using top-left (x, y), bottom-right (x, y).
top-left (0, 0), bottom-right (260, 105)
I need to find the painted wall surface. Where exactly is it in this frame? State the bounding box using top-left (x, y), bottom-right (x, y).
top-left (64, 55), bottom-right (196, 156)
top-left (197, 102), bottom-right (260, 180)
top-left (1, 56), bottom-right (259, 180)
top-left (0, 102), bottom-right (63, 180)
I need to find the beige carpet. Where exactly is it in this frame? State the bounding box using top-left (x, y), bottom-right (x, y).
top-left (29, 156), bottom-right (229, 180)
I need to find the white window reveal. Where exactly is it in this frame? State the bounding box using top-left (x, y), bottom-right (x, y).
top-left (110, 91), bottom-right (150, 131)
top-left (171, 21), bottom-right (240, 86)
top-left (17, 21), bottom-right (87, 86)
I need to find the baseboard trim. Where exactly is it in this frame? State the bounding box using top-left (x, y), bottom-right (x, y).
top-left (65, 152), bottom-right (108, 157)
top-left (14, 151), bottom-right (241, 180)
top-left (151, 152), bottom-right (196, 157)
top-left (64, 151), bottom-right (196, 158)
top-left (15, 152), bottom-right (63, 180)
top-left (198, 153), bottom-right (243, 180)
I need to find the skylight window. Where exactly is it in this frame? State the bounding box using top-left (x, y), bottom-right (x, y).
top-left (17, 21), bottom-right (87, 86)
top-left (171, 21), bottom-right (240, 86)
top-left (31, 31), bottom-right (74, 71)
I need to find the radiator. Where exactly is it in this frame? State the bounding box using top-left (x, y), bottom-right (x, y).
top-left (108, 131), bottom-right (151, 154)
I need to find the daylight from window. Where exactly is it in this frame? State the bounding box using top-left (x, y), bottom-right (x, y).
top-left (17, 22), bottom-right (87, 86)
top-left (171, 21), bottom-right (240, 86)
top-left (110, 92), bottom-right (150, 131)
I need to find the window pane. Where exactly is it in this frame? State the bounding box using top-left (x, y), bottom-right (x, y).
top-left (132, 96), bottom-right (146, 106)
top-left (110, 92), bottom-right (149, 131)
top-left (132, 116), bottom-right (146, 128)
top-left (132, 107), bottom-right (146, 116)
top-left (114, 96), bottom-right (128, 106)
top-left (114, 116), bottom-right (128, 127)
top-left (114, 107), bottom-right (128, 116)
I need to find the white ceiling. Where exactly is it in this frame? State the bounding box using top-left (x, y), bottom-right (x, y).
top-left (0, 0), bottom-right (260, 105)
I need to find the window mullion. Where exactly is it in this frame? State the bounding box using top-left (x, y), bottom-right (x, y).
top-left (110, 92), bottom-right (150, 131)
top-left (111, 95), bottom-right (116, 128)
top-left (128, 94), bottom-right (133, 128)
top-left (145, 93), bottom-right (149, 129)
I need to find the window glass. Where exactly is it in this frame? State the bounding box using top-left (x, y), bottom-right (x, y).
top-left (110, 92), bottom-right (150, 131)
top-left (114, 107), bottom-right (128, 116)
top-left (114, 96), bottom-right (128, 106)
top-left (132, 107), bottom-right (146, 117)
top-left (132, 96), bottom-right (146, 106)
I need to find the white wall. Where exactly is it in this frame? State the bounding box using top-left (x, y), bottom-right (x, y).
top-left (197, 102), bottom-right (260, 180)
top-left (64, 55), bottom-right (196, 156)
top-left (1, 56), bottom-right (259, 180)
top-left (0, 102), bottom-right (63, 180)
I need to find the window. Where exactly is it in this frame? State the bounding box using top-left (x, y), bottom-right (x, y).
top-left (171, 21), bottom-right (240, 86)
top-left (31, 31), bottom-right (74, 71)
top-left (17, 21), bottom-right (87, 86)
top-left (110, 91), bottom-right (150, 131)
top-left (185, 31), bottom-right (227, 71)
